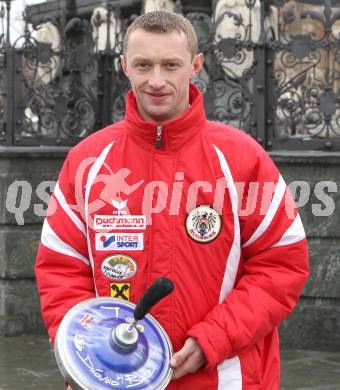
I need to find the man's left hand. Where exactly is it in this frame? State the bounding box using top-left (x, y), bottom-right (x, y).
top-left (170, 337), bottom-right (206, 380)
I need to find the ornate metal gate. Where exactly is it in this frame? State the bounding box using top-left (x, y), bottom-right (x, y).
top-left (0, 0), bottom-right (339, 151)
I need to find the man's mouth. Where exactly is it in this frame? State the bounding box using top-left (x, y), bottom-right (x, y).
top-left (145, 92), bottom-right (169, 98)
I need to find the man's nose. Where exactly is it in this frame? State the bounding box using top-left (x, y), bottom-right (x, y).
top-left (148, 67), bottom-right (166, 89)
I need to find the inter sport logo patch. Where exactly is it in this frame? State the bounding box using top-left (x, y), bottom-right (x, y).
top-left (96, 233), bottom-right (144, 251)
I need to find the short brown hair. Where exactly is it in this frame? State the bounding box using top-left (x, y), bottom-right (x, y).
top-left (123, 10), bottom-right (198, 58)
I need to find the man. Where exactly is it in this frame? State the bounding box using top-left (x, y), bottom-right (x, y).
top-left (35, 10), bottom-right (309, 389)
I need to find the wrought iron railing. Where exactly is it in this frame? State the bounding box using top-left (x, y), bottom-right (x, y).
top-left (0, 0), bottom-right (339, 151)
top-left (267, 0), bottom-right (340, 151)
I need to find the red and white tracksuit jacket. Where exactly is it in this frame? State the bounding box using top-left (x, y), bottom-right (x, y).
top-left (35, 84), bottom-right (309, 389)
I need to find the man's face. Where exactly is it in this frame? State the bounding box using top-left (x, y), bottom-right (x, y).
top-left (121, 29), bottom-right (203, 123)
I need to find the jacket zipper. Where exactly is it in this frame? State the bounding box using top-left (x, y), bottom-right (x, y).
top-left (155, 125), bottom-right (163, 149)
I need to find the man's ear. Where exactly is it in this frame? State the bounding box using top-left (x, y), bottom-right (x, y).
top-left (120, 55), bottom-right (128, 78)
top-left (190, 53), bottom-right (204, 80)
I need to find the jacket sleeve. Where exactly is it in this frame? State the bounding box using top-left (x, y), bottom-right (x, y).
top-left (35, 155), bottom-right (95, 344)
top-left (187, 142), bottom-right (309, 369)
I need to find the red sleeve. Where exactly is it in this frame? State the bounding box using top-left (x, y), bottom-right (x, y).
top-left (35, 154), bottom-right (95, 344)
top-left (187, 143), bottom-right (309, 369)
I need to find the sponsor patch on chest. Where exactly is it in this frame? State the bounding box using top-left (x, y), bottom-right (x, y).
top-left (101, 254), bottom-right (138, 281)
top-left (110, 282), bottom-right (131, 301)
top-left (95, 233), bottom-right (144, 251)
top-left (185, 205), bottom-right (222, 243)
top-left (94, 215), bottom-right (146, 230)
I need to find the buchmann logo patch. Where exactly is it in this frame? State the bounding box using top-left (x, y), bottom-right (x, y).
top-left (101, 255), bottom-right (137, 281)
top-left (95, 233), bottom-right (144, 251)
top-left (94, 215), bottom-right (146, 230)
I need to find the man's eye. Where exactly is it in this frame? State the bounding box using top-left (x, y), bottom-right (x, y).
top-left (167, 63), bottom-right (179, 69)
top-left (136, 63), bottom-right (149, 70)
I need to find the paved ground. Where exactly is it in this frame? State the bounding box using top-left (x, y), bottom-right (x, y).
top-left (0, 335), bottom-right (339, 389)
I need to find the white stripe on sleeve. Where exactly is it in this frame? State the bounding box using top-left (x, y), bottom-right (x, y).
top-left (41, 219), bottom-right (90, 266)
top-left (242, 175), bottom-right (286, 248)
top-left (84, 141), bottom-right (115, 296)
top-left (53, 182), bottom-right (86, 236)
top-left (214, 145), bottom-right (242, 390)
top-left (271, 214), bottom-right (305, 248)
top-left (214, 145), bottom-right (241, 303)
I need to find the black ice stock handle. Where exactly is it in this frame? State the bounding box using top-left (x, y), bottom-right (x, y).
top-left (133, 277), bottom-right (175, 321)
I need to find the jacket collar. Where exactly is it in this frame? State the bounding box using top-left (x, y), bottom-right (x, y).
top-left (124, 83), bottom-right (206, 152)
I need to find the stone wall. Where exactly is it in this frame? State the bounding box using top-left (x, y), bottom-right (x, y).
top-left (274, 152), bottom-right (340, 351)
top-left (0, 148), bottom-right (339, 351)
top-left (0, 147), bottom-right (66, 335)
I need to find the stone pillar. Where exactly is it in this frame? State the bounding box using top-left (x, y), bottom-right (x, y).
top-left (144, 0), bottom-right (175, 13)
